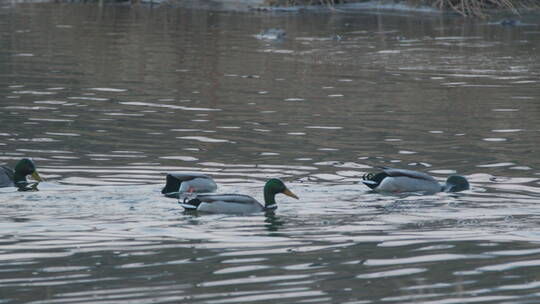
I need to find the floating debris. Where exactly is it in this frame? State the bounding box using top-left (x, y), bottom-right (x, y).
top-left (255, 28), bottom-right (286, 41)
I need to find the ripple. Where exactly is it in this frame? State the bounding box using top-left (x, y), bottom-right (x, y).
top-left (41, 266), bottom-right (89, 272)
top-left (309, 174), bottom-right (345, 181)
top-left (205, 289), bottom-right (325, 304)
top-left (3, 106), bottom-right (56, 110)
top-left (33, 100), bottom-right (67, 105)
top-left (159, 156), bottom-right (199, 161)
top-left (12, 90), bottom-right (55, 95)
top-left (305, 126), bottom-right (343, 130)
top-left (15, 149), bottom-right (73, 154)
top-left (356, 267), bottom-right (426, 279)
top-left (45, 132), bottom-right (80, 137)
top-left (221, 258), bottom-right (268, 264)
top-left (28, 118), bottom-right (73, 122)
top-left (365, 254), bottom-right (483, 266)
top-left (378, 50), bottom-right (401, 54)
top-left (429, 169), bottom-right (456, 174)
top-left (104, 113), bottom-right (144, 117)
top-left (178, 136), bottom-right (232, 143)
top-left (214, 265), bottom-right (271, 274)
top-left (477, 162), bottom-right (515, 168)
top-left (398, 150), bottom-right (417, 154)
top-left (477, 259), bottom-right (540, 272)
top-left (492, 129), bottom-right (522, 133)
top-left (12, 137), bottom-right (60, 142)
top-left (85, 153), bottom-right (146, 158)
top-left (200, 274), bottom-right (311, 287)
top-left (492, 108), bottom-right (519, 112)
top-left (68, 96), bottom-right (109, 101)
top-left (88, 88), bottom-right (127, 92)
top-left (120, 101), bottom-right (221, 111)
top-left (482, 138), bottom-right (507, 142)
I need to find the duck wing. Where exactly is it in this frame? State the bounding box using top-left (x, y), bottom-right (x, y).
top-left (180, 194), bottom-right (263, 213)
top-left (194, 194), bottom-right (258, 204)
top-left (381, 167), bottom-right (438, 182)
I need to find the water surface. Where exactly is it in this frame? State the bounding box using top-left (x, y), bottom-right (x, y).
top-left (1, 3), bottom-right (540, 303)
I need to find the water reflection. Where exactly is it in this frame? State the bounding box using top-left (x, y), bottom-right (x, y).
top-left (264, 212), bottom-right (284, 232)
top-left (1, 2), bottom-right (540, 304)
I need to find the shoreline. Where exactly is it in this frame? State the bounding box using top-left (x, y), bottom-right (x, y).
top-left (167, 0), bottom-right (535, 16)
top-left (4, 0), bottom-right (538, 17)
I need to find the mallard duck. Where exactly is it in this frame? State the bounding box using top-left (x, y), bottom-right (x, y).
top-left (0, 158), bottom-right (42, 189)
top-left (162, 173), bottom-right (217, 198)
top-left (179, 178), bottom-right (299, 214)
top-left (362, 167), bottom-right (469, 194)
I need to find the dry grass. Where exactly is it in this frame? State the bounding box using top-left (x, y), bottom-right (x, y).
top-left (427, 0), bottom-right (539, 16)
top-left (265, 0), bottom-right (350, 6)
top-left (264, 0), bottom-right (539, 16)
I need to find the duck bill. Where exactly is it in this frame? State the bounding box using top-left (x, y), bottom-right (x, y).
top-left (283, 188), bottom-right (299, 200)
top-left (31, 171), bottom-right (43, 182)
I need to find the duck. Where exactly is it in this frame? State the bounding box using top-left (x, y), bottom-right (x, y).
top-left (0, 158), bottom-right (42, 189)
top-left (362, 167), bottom-right (469, 194)
top-left (162, 173), bottom-right (218, 198)
top-left (179, 178), bottom-right (299, 214)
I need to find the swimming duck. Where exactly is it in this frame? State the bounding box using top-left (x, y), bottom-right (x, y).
top-left (179, 178), bottom-right (299, 214)
top-left (162, 173), bottom-right (217, 198)
top-left (0, 158), bottom-right (42, 190)
top-left (362, 167), bottom-right (469, 194)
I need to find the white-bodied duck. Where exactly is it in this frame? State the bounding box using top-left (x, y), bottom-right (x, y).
top-left (161, 173), bottom-right (217, 198)
top-left (362, 167), bottom-right (469, 194)
top-left (0, 158), bottom-right (42, 190)
top-left (179, 178), bottom-right (299, 214)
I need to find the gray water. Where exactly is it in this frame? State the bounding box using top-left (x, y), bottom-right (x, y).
top-left (1, 2), bottom-right (540, 303)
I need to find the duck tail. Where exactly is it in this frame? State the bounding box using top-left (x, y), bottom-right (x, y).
top-left (162, 174), bottom-right (183, 197)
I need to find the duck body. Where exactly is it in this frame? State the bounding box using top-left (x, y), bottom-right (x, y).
top-left (179, 178), bottom-right (298, 214)
top-left (0, 158), bottom-right (42, 190)
top-left (0, 165), bottom-right (15, 187)
top-left (181, 194), bottom-right (268, 214)
top-left (362, 167), bottom-right (469, 194)
top-left (162, 173), bottom-right (217, 198)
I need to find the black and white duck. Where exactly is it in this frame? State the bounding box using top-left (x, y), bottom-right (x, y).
top-left (362, 167), bottom-right (469, 194)
top-left (162, 173), bottom-right (217, 198)
top-left (179, 178), bottom-right (298, 214)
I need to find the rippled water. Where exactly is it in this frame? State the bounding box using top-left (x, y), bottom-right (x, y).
top-left (1, 2), bottom-right (540, 303)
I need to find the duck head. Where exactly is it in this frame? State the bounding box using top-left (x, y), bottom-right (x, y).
top-left (263, 178), bottom-right (299, 208)
top-left (444, 175), bottom-right (469, 192)
top-left (14, 158), bottom-right (42, 184)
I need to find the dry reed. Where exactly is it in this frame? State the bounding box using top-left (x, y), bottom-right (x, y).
top-left (428, 0), bottom-right (539, 16)
top-left (265, 0), bottom-right (539, 16)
